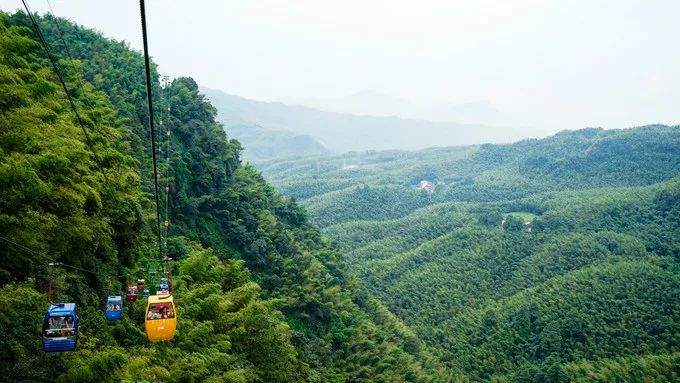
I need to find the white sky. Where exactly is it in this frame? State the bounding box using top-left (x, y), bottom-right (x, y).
top-left (2, 0), bottom-right (679, 131)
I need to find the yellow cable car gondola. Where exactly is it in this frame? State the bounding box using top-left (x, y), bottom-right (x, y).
top-left (144, 294), bottom-right (176, 342)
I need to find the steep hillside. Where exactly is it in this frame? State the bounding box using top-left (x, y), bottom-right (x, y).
top-left (261, 126), bottom-right (680, 381)
top-left (0, 12), bottom-right (446, 382)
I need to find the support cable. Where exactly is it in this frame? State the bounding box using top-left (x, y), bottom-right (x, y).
top-left (1, 235), bottom-right (125, 278)
top-left (162, 75), bottom-right (171, 256)
top-left (20, 0), bottom-right (106, 174)
top-left (0, 235), bottom-right (42, 256)
top-left (139, 0), bottom-right (165, 268)
top-left (44, 0), bottom-right (74, 61)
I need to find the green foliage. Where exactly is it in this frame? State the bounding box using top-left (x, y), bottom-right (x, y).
top-left (563, 352), bottom-right (680, 382)
top-left (306, 184), bottom-right (432, 227)
top-left (0, 18), bottom-right (144, 287)
top-left (261, 125), bottom-right (680, 210)
top-left (0, 282), bottom-right (52, 380)
top-left (263, 123), bottom-right (680, 381)
top-left (59, 347), bottom-right (127, 383)
top-left (1, 11), bottom-right (441, 382)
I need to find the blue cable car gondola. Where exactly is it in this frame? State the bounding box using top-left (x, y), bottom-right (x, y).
top-left (105, 295), bottom-right (123, 321)
top-left (42, 303), bottom-right (79, 352)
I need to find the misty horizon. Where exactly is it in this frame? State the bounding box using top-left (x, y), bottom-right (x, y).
top-left (2, 0), bottom-right (678, 136)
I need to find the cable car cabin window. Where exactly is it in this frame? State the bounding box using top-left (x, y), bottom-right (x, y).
top-left (146, 302), bottom-right (175, 320)
top-left (44, 316), bottom-right (76, 337)
top-left (106, 303), bottom-right (122, 311)
top-left (127, 286), bottom-right (139, 302)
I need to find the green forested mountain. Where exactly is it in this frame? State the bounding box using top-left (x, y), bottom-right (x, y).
top-left (260, 126), bottom-right (680, 381)
top-left (261, 125), bottom-right (680, 215)
top-left (0, 12), bottom-right (444, 382)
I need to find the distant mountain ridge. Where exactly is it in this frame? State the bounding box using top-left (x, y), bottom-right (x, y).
top-left (200, 86), bottom-right (534, 158)
top-left (229, 124), bottom-right (330, 162)
top-left (288, 90), bottom-right (413, 118)
top-left (287, 90), bottom-right (510, 125)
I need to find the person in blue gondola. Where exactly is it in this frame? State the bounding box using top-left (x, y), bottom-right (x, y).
top-left (46, 317), bottom-right (59, 337)
top-left (60, 317), bottom-right (73, 336)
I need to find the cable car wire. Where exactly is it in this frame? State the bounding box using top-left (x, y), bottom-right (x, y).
top-left (44, 0), bottom-right (74, 61)
top-left (1, 235), bottom-right (127, 279)
top-left (20, 0), bottom-right (106, 175)
top-left (139, 0), bottom-right (164, 264)
top-left (0, 235), bottom-right (43, 256)
top-left (161, 76), bottom-right (172, 254)
top-left (48, 262), bottom-right (99, 276)
top-left (19, 0), bottom-right (173, 296)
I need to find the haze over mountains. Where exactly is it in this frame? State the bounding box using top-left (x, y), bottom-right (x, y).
top-left (285, 89), bottom-right (513, 126)
top-left (201, 86), bottom-right (545, 162)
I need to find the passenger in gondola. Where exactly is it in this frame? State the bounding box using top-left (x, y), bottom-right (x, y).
top-left (147, 307), bottom-right (159, 320)
top-left (60, 317), bottom-right (73, 336)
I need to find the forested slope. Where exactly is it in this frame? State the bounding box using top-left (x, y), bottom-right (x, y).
top-left (0, 12), bottom-right (446, 382)
top-left (261, 126), bottom-right (680, 381)
top-left (261, 125), bottom-right (680, 223)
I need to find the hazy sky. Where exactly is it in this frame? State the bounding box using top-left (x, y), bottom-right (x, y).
top-left (2, 0), bottom-right (679, 132)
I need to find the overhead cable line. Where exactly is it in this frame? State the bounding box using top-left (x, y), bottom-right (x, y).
top-left (20, 0), bottom-right (106, 174)
top-left (1, 235), bottom-right (124, 277)
top-left (139, 0), bottom-right (165, 264)
top-left (44, 0), bottom-right (74, 61)
top-left (0, 235), bottom-right (43, 257)
top-left (161, 75), bottom-right (172, 253)
top-left (49, 262), bottom-right (98, 275)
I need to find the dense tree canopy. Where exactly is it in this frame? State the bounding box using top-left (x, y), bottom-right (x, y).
top-left (0, 11), bottom-right (443, 382)
top-left (261, 123), bottom-right (680, 381)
